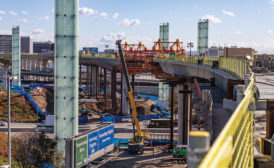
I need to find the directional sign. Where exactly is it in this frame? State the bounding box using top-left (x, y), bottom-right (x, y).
top-left (88, 131), bottom-right (99, 161)
top-left (75, 136), bottom-right (88, 168)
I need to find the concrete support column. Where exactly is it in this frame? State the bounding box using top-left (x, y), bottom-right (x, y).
top-left (178, 84), bottom-right (191, 145)
top-left (169, 84), bottom-right (175, 149)
top-left (122, 74), bottom-right (130, 115)
top-left (12, 26), bottom-right (21, 86)
top-left (159, 82), bottom-right (169, 109)
top-left (54, 0), bottom-right (79, 154)
top-left (111, 69), bottom-right (117, 114)
top-left (104, 68), bottom-right (107, 111)
top-left (91, 66), bottom-right (97, 96)
top-left (178, 84), bottom-right (184, 145)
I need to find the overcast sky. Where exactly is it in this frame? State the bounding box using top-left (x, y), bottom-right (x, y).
top-left (0, 0), bottom-right (274, 53)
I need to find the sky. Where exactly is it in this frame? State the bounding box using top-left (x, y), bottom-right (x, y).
top-left (0, 0), bottom-right (274, 53)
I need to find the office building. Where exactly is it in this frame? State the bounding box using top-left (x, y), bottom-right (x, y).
top-left (83, 47), bottom-right (98, 54)
top-left (104, 49), bottom-right (115, 54)
top-left (224, 47), bottom-right (253, 58)
top-left (33, 41), bottom-right (54, 53)
top-left (0, 35), bottom-right (33, 53)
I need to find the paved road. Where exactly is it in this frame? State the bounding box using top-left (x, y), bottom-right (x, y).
top-left (0, 121), bottom-right (178, 139)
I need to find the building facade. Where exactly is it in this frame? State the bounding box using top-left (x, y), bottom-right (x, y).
top-left (224, 47), bottom-right (253, 58)
top-left (21, 36), bottom-right (33, 53)
top-left (33, 41), bottom-right (54, 53)
top-left (0, 35), bottom-right (33, 53)
top-left (83, 47), bottom-right (98, 54)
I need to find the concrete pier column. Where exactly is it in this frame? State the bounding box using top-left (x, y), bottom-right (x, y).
top-left (122, 74), bottom-right (130, 115)
top-left (159, 82), bottom-right (169, 109)
top-left (12, 26), bottom-right (21, 86)
top-left (178, 84), bottom-right (192, 145)
top-left (178, 84), bottom-right (184, 145)
top-left (92, 66), bottom-right (97, 96)
top-left (54, 0), bottom-right (79, 154)
top-left (111, 69), bottom-right (117, 114)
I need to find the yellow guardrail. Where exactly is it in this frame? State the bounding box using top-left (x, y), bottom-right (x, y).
top-left (199, 73), bottom-right (254, 168)
top-left (160, 55), bottom-right (254, 167)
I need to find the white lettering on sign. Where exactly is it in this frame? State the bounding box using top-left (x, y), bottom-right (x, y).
top-left (89, 136), bottom-right (97, 142)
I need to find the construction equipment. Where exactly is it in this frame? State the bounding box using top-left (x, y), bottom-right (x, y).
top-left (173, 145), bottom-right (188, 162)
top-left (116, 39), bottom-right (149, 154)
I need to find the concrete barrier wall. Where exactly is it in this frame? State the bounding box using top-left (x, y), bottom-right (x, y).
top-left (156, 60), bottom-right (235, 93)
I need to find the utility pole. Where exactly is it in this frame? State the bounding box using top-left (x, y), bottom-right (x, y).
top-left (187, 42), bottom-right (194, 56)
top-left (7, 77), bottom-right (11, 167)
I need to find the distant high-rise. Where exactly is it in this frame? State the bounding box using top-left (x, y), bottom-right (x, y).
top-left (197, 19), bottom-right (209, 56)
top-left (160, 23), bottom-right (169, 50)
top-left (33, 41), bottom-right (54, 53)
top-left (21, 36), bottom-right (33, 53)
top-left (0, 35), bottom-right (33, 53)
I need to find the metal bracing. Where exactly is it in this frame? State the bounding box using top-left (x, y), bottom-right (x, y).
top-left (12, 26), bottom-right (21, 86)
top-left (54, 0), bottom-right (79, 154)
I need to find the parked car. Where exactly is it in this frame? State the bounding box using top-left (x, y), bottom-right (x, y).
top-left (0, 121), bottom-right (7, 126)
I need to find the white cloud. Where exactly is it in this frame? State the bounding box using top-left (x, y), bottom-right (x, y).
top-left (0, 10), bottom-right (6, 15)
top-left (0, 17), bottom-right (2, 21)
top-left (119, 18), bottom-right (141, 26)
top-left (112, 12), bottom-right (119, 19)
top-left (9, 10), bottom-right (18, 16)
top-left (79, 7), bottom-right (97, 15)
top-left (270, 0), bottom-right (274, 4)
top-left (235, 31), bottom-right (242, 34)
top-left (268, 30), bottom-right (274, 34)
top-left (32, 29), bottom-right (45, 35)
top-left (19, 18), bottom-right (29, 23)
top-left (100, 12), bottom-right (108, 19)
top-left (222, 10), bottom-right (235, 16)
top-left (40, 16), bottom-right (49, 20)
top-left (201, 14), bottom-right (222, 23)
top-left (0, 30), bottom-right (10, 34)
top-left (21, 10), bottom-right (28, 14)
top-left (101, 32), bottom-right (125, 43)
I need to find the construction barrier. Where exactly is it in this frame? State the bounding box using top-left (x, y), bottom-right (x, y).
top-left (198, 73), bottom-right (255, 168)
top-left (101, 94), bottom-right (170, 123)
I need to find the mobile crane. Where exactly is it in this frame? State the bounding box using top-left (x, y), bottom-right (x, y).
top-left (116, 40), bottom-right (150, 154)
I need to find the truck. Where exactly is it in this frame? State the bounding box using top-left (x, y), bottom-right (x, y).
top-left (38, 115), bottom-right (54, 127)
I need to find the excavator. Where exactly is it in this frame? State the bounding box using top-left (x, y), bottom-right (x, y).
top-left (116, 39), bottom-right (150, 154)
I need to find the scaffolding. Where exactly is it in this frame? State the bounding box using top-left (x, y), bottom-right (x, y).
top-left (12, 26), bottom-right (21, 86)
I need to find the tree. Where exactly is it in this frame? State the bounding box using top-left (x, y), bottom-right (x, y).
top-left (12, 132), bottom-right (65, 168)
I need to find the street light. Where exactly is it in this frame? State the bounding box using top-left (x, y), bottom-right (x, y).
top-left (7, 76), bottom-right (17, 167)
top-left (187, 42), bottom-right (194, 56)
